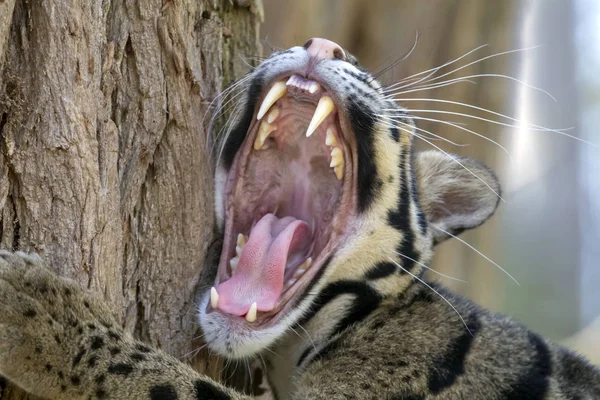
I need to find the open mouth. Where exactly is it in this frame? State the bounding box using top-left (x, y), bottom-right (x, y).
top-left (210, 74), bottom-right (356, 325)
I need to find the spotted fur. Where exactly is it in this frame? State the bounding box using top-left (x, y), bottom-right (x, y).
top-left (0, 43), bottom-right (598, 400)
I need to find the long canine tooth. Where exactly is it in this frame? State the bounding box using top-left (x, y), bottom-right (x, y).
top-left (306, 96), bottom-right (335, 137)
top-left (253, 121), bottom-right (277, 150)
top-left (246, 302), bottom-right (257, 322)
top-left (330, 147), bottom-right (343, 168)
top-left (257, 82), bottom-right (287, 120)
top-left (210, 287), bottom-right (219, 309)
top-left (325, 127), bottom-right (338, 147)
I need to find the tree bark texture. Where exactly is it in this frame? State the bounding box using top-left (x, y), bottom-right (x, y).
top-left (0, 0), bottom-right (262, 398)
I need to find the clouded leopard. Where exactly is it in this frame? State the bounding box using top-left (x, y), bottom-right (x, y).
top-left (0, 38), bottom-right (598, 400)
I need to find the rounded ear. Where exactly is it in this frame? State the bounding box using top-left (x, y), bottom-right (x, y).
top-left (414, 151), bottom-right (501, 244)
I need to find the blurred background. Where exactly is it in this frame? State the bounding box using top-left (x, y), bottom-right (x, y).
top-left (260, 0), bottom-right (599, 362)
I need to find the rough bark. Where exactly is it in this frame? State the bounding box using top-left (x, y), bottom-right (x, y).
top-left (0, 0), bottom-right (262, 398)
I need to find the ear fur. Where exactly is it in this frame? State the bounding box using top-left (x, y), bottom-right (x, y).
top-left (414, 151), bottom-right (501, 244)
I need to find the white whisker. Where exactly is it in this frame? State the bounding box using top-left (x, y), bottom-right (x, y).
top-left (431, 224), bottom-right (520, 286)
top-left (391, 250), bottom-right (468, 284)
top-left (388, 257), bottom-right (473, 336)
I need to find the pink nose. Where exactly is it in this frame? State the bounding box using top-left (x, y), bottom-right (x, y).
top-left (304, 38), bottom-right (345, 61)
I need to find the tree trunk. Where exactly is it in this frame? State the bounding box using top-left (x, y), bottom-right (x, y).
top-left (0, 0), bottom-right (262, 398)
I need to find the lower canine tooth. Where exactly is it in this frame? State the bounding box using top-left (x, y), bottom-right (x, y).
top-left (210, 287), bottom-right (219, 309)
top-left (246, 302), bottom-right (257, 322)
top-left (254, 121), bottom-right (277, 150)
top-left (306, 96), bottom-right (335, 137)
top-left (267, 107), bottom-right (280, 123)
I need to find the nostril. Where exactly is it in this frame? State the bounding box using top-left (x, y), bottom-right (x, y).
top-left (332, 48), bottom-right (345, 61)
top-left (303, 39), bottom-right (313, 50)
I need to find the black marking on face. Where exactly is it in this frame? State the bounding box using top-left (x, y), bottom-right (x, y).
top-left (194, 380), bottom-right (232, 399)
top-left (150, 384), bottom-right (178, 400)
top-left (298, 280), bottom-right (382, 344)
top-left (390, 126), bottom-right (400, 142)
top-left (427, 316), bottom-right (480, 394)
top-left (365, 261), bottom-right (397, 280)
top-left (108, 363), bottom-right (134, 376)
top-left (388, 146), bottom-right (419, 272)
top-left (222, 72), bottom-right (265, 168)
top-left (501, 332), bottom-right (551, 400)
top-left (347, 95), bottom-right (380, 212)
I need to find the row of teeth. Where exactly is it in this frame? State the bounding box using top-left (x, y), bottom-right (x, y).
top-left (254, 81), bottom-right (345, 180)
top-left (209, 234), bottom-right (313, 323)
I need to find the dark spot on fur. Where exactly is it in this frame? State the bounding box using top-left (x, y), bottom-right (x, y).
top-left (109, 347), bottom-right (121, 356)
top-left (70, 375), bottom-right (80, 386)
top-left (60, 384), bottom-right (66, 392)
top-left (45, 363), bottom-right (53, 372)
top-left (64, 288), bottom-right (72, 296)
top-left (131, 352), bottom-right (146, 362)
top-left (390, 126), bottom-right (400, 142)
top-left (150, 384), bottom-right (178, 400)
top-left (90, 336), bottom-right (104, 350)
top-left (135, 343), bottom-right (151, 353)
top-left (371, 319), bottom-right (386, 330)
top-left (23, 308), bottom-right (37, 317)
top-left (72, 347), bottom-right (86, 367)
top-left (35, 345), bottom-right (42, 354)
top-left (58, 371), bottom-right (64, 379)
top-left (96, 388), bottom-right (107, 398)
top-left (427, 317), bottom-right (480, 394)
top-left (365, 261), bottom-right (397, 280)
top-left (77, 326), bottom-right (84, 335)
top-left (108, 363), bottom-right (134, 376)
top-left (87, 354), bottom-right (99, 368)
top-left (47, 318), bottom-right (54, 325)
top-left (87, 323), bottom-right (96, 330)
top-left (194, 380), bottom-right (231, 399)
top-left (501, 332), bottom-right (551, 399)
top-left (84, 300), bottom-right (90, 308)
top-left (108, 330), bottom-right (121, 341)
top-left (95, 374), bottom-right (106, 384)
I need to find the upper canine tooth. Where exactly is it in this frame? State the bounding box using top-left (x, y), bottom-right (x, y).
top-left (257, 82), bottom-right (287, 120)
top-left (330, 147), bottom-right (343, 168)
top-left (246, 302), bottom-right (258, 323)
top-left (254, 121), bottom-right (277, 150)
top-left (325, 127), bottom-right (338, 147)
top-left (306, 96), bottom-right (335, 137)
top-left (210, 287), bottom-right (219, 309)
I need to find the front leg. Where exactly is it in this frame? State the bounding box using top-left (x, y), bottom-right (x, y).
top-left (0, 251), bottom-right (249, 400)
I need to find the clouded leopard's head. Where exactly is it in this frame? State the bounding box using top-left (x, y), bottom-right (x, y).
top-left (199, 38), bottom-right (501, 358)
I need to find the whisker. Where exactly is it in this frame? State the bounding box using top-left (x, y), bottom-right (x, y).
top-left (386, 74), bottom-right (556, 102)
top-left (392, 123), bottom-right (505, 202)
top-left (431, 224), bottom-right (520, 286)
top-left (375, 31), bottom-right (420, 79)
top-left (393, 109), bottom-right (593, 146)
top-left (384, 78), bottom-right (477, 96)
top-left (381, 114), bottom-right (512, 159)
top-left (388, 257), bottom-right (473, 336)
top-left (377, 117), bottom-right (470, 147)
top-left (384, 44), bottom-right (489, 91)
top-left (391, 250), bottom-right (468, 284)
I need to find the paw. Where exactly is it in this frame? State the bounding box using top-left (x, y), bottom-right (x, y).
top-left (0, 251), bottom-right (120, 398)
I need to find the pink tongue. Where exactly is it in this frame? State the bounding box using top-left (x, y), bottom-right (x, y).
top-left (215, 214), bottom-right (311, 316)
